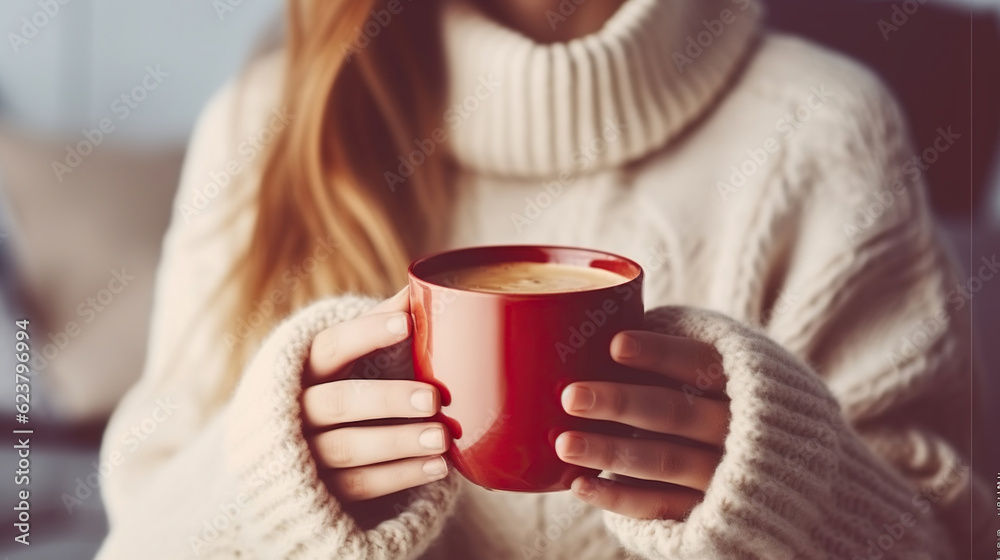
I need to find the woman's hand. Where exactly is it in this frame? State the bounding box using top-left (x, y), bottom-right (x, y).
top-left (300, 287), bottom-right (450, 505)
top-left (556, 330), bottom-right (729, 520)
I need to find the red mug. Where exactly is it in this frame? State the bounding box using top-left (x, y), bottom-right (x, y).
top-left (408, 245), bottom-right (645, 492)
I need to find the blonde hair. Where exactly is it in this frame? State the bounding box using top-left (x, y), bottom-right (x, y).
top-left (223, 0), bottom-right (451, 379)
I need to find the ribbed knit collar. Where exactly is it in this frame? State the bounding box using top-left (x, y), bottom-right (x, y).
top-left (442, 0), bottom-right (763, 179)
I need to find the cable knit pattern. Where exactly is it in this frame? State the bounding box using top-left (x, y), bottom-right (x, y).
top-left (97, 0), bottom-right (990, 557)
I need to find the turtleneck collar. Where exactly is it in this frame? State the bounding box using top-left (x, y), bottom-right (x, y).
top-left (442, 0), bottom-right (763, 179)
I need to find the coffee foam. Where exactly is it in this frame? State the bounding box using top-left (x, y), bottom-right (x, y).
top-left (431, 261), bottom-right (625, 294)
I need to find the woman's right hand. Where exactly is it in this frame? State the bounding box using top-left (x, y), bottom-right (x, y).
top-left (300, 287), bottom-right (450, 504)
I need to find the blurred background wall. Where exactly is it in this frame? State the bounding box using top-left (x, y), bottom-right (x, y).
top-left (0, 0), bottom-right (996, 558)
top-left (0, 1), bottom-right (283, 557)
top-left (0, 0), bottom-right (283, 422)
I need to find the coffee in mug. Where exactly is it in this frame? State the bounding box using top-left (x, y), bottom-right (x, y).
top-left (408, 245), bottom-right (645, 492)
top-left (428, 261), bottom-right (625, 294)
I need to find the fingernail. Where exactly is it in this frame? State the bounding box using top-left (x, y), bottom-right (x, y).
top-left (563, 386), bottom-right (596, 413)
top-left (418, 427), bottom-right (445, 450)
top-left (556, 433), bottom-right (588, 458)
top-left (410, 389), bottom-right (435, 413)
top-left (615, 334), bottom-right (640, 358)
top-left (386, 314), bottom-right (409, 336)
top-left (573, 477), bottom-right (594, 498)
top-left (422, 457), bottom-right (448, 478)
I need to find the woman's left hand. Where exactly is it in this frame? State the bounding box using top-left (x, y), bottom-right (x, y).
top-left (556, 330), bottom-right (729, 521)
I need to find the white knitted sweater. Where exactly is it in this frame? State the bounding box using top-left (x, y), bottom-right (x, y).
top-left (97, 0), bottom-right (987, 558)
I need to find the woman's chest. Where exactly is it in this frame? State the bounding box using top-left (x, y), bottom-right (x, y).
top-left (445, 171), bottom-right (726, 313)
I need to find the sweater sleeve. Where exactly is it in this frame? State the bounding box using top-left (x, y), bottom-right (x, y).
top-left (602, 65), bottom-right (988, 558)
top-left (95, 60), bottom-right (460, 559)
top-left (603, 306), bottom-right (956, 560)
